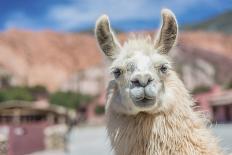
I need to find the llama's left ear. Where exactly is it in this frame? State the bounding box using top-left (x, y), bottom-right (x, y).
top-left (154, 9), bottom-right (178, 54)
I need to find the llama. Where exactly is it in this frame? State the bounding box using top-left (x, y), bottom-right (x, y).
top-left (95, 9), bottom-right (223, 155)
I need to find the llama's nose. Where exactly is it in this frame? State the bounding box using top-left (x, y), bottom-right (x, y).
top-left (131, 73), bottom-right (153, 87)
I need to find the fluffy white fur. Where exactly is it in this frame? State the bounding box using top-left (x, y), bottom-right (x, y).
top-left (95, 9), bottom-right (223, 155)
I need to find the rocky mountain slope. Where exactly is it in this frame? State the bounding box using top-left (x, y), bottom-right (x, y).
top-left (0, 29), bottom-right (102, 91)
top-left (0, 29), bottom-right (231, 92)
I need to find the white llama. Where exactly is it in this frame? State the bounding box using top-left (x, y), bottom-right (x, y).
top-left (95, 9), bottom-right (223, 155)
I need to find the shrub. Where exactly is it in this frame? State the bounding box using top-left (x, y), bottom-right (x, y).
top-left (49, 91), bottom-right (92, 109)
top-left (0, 74), bottom-right (11, 88)
top-left (224, 80), bottom-right (232, 90)
top-left (95, 105), bottom-right (105, 115)
top-left (0, 85), bottom-right (93, 110)
top-left (0, 86), bottom-right (34, 102)
top-left (192, 86), bottom-right (211, 95)
top-left (28, 85), bottom-right (48, 98)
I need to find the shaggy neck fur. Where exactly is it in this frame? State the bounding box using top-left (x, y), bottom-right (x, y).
top-left (106, 74), bottom-right (222, 155)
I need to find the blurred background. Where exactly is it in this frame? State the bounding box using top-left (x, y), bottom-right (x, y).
top-left (0, 0), bottom-right (231, 155)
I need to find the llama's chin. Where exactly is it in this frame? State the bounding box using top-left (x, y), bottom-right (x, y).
top-left (133, 98), bottom-right (156, 108)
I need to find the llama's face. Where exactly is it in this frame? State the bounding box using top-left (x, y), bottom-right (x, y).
top-left (109, 40), bottom-right (173, 114)
top-left (95, 9), bottom-right (178, 115)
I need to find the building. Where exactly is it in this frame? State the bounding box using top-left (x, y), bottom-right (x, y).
top-left (0, 100), bottom-right (76, 155)
top-left (195, 85), bottom-right (232, 123)
top-left (85, 91), bottom-right (106, 125)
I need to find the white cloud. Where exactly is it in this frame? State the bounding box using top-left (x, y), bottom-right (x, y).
top-left (48, 0), bottom-right (161, 30)
top-left (2, 0), bottom-right (230, 31)
top-left (47, 0), bottom-right (229, 31)
top-left (4, 12), bottom-right (37, 30)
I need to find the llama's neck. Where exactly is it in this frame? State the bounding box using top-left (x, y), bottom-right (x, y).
top-left (106, 100), bottom-right (222, 155)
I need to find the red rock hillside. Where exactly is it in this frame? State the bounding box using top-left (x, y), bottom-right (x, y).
top-left (0, 29), bottom-right (231, 92)
top-left (0, 29), bottom-right (102, 91)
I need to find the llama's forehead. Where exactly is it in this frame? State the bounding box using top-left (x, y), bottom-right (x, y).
top-left (112, 50), bottom-right (170, 69)
top-left (111, 37), bottom-right (171, 69)
top-left (122, 37), bottom-right (155, 55)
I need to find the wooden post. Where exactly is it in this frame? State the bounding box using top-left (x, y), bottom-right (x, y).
top-left (13, 109), bottom-right (21, 124)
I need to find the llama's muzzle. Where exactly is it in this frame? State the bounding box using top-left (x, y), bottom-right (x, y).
top-left (129, 83), bottom-right (156, 107)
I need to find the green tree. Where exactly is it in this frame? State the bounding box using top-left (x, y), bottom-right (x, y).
top-left (224, 79), bottom-right (232, 90)
top-left (191, 86), bottom-right (211, 95)
top-left (95, 105), bottom-right (105, 115)
top-left (0, 86), bottom-right (34, 102)
top-left (49, 91), bottom-right (92, 109)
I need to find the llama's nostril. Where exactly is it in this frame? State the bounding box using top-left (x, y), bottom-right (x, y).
top-left (131, 73), bottom-right (153, 87)
top-left (131, 79), bottom-right (141, 87)
top-left (147, 78), bottom-right (154, 84)
top-left (131, 78), bottom-right (153, 87)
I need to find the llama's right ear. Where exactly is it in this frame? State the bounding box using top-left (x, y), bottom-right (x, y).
top-left (95, 15), bottom-right (121, 60)
top-left (154, 9), bottom-right (178, 54)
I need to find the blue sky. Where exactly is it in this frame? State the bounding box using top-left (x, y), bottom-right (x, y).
top-left (0, 0), bottom-right (231, 32)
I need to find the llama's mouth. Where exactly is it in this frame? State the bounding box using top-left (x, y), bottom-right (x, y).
top-left (133, 97), bottom-right (155, 107)
top-left (129, 86), bottom-right (156, 107)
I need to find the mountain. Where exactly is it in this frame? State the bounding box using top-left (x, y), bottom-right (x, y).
top-left (183, 10), bottom-right (232, 33)
top-left (0, 29), bottom-right (102, 91)
top-left (0, 29), bottom-right (231, 92)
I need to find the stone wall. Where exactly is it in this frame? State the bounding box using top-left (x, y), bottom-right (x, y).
top-left (44, 124), bottom-right (68, 150)
top-left (0, 136), bottom-right (7, 155)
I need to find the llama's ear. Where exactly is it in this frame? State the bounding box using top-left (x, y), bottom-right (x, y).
top-left (95, 15), bottom-right (121, 60)
top-left (154, 9), bottom-right (178, 54)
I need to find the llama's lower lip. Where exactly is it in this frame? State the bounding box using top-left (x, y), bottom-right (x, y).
top-left (133, 98), bottom-right (155, 107)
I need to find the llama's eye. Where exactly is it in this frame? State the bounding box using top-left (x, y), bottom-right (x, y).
top-left (160, 64), bottom-right (168, 73)
top-left (126, 62), bottom-right (135, 72)
top-left (113, 68), bottom-right (122, 78)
